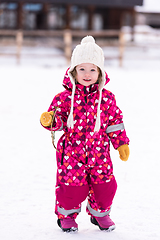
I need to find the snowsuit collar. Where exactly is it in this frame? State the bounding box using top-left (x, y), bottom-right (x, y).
top-left (75, 83), bottom-right (99, 96)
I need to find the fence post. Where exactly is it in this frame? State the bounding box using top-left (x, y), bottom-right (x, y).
top-left (63, 30), bottom-right (72, 64)
top-left (119, 30), bottom-right (125, 67)
top-left (16, 30), bottom-right (23, 64)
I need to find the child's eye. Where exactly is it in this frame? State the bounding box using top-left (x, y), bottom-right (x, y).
top-left (80, 68), bottom-right (84, 71)
top-left (91, 69), bottom-right (95, 72)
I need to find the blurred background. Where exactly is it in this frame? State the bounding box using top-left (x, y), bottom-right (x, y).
top-left (0, 0), bottom-right (160, 68)
top-left (0, 1), bottom-right (160, 240)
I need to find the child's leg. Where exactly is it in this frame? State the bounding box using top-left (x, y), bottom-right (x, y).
top-left (56, 184), bottom-right (89, 219)
top-left (87, 177), bottom-right (117, 217)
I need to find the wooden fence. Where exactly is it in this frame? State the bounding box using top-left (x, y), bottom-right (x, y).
top-left (0, 29), bottom-right (125, 66)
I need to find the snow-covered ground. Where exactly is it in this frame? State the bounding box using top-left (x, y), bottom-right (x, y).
top-left (0, 31), bottom-right (160, 240)
top-left (136, 0), bottom-right (160, 13)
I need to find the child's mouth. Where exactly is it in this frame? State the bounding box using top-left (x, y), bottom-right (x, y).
top-left (83, 79), bottom-right (91, 82)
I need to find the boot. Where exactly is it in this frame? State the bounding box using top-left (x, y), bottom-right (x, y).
top-left (91, 215), bottom-right (116, 231)
top-left (57, 218), bottom-right (78, 232)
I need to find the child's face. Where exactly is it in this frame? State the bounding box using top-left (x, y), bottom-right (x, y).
top-left (75, 63), bottom-right (99, 87)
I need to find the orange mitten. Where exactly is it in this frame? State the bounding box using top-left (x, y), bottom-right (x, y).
top-left (117, 144), bottom-right (130, 161)
top-left (40, 111), bottom-right (54, 127)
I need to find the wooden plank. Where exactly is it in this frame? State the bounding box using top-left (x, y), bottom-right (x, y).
top-left (16, 30), bottom-right (23, 64)
top-left (63, 30), bottom-right (72, 63)
top-left (65, 4), bottom-right (71, 29)
top-left (17, 2), bottom-right (23, 29)
top-left (119, 31), bottom-right (125, 67)
top-left (23, 30), bottom-right (64, 36)
top-left (88, 6), bottom-right (95, 30)
top-left (0, 29), bottom-right (120, 37)
top-left (0, 30), bottom-right (19, 36)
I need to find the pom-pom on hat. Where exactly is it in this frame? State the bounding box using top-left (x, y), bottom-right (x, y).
top-left (67, 36), bottom-right (106, 132)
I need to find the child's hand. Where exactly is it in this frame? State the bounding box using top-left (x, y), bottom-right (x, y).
top-left (40, 111), bottom-right (54, 127)
top-left (117, 144), bottom-right (130, 161)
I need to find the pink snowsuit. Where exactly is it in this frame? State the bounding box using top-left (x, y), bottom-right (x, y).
top-left (43, 68), bottom-right (129, 219)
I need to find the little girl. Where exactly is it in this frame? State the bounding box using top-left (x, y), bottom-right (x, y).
top-left (40, 36), bottom-right (130, 232)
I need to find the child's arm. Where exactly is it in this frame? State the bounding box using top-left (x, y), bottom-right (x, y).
top-left (106, 95), bottom-right (130, 160)
top-left (40, 92), bottom-right (69, 132)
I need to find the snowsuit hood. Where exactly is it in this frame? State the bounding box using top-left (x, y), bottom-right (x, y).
top-left (63, 68), bottom-right (110, 132)
top-left (62, 68), bottom-right (110, 91)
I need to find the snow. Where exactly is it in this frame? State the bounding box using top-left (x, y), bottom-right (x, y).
top-left (136, 0), bottom-right (160, 13)
top-left (0, 30), bottom-right (160, 240)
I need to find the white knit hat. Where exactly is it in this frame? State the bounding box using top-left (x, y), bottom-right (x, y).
top-left (67, 36), bottom-right (106, 132)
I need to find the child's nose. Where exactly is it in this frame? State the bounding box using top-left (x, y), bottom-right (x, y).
top-left (85, 72), bottom-right (90, 78)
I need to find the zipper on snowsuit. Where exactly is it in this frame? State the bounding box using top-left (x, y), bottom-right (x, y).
top-left (61, 139), bottom-right (65, 165)
top-left (84, 86), bottom-right (87, 104)
top-left (84, 86), bottom-right (88, 164)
